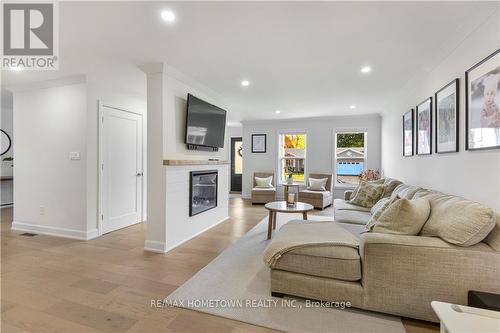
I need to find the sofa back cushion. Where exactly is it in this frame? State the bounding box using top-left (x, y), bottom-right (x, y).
top-left (382, 178), bottom-right (402, 198)
top-left (372, 197), bottom-right (431, 235)
top-left (484, 212), bottom-right (500, 251)
top-left (420, 192), bottom-right (496, 247)
top-left (391, 184), bottom-right (421, 200)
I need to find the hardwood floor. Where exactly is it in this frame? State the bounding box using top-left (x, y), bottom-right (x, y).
top-left (1, 199), bottom-right (439, 333)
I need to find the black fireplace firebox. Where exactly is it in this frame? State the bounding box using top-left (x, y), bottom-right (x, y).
top-left (189, 170), bottom-right (218, 216)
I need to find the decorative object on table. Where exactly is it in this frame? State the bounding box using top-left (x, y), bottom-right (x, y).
top-left (435, 79), bottom-right (459, 153)
top-left (465, 49), bottom-right (500, 150)
top-left (282, 183), bottom-right (299, 207)
top-left (403, 109), bottom-right (414, 156)
top-left (0, 130), bottom-right (12, 156)
top-left (251, 134), bottom-right (266, 153)
top-left (416, 97), bottom-right (432, 155)
top-left (359, 169), bottom-right (380, 181)
top-left (1, 156), bottom-right (13, 168)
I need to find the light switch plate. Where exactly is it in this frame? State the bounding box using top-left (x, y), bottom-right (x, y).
top-left (69, 152), bottom-right (81, 160)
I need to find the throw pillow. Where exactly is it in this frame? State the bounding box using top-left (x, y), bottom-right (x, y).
top-left (351, 179), bottom-right (384, 201)
top-left (308, 177), bottom-right (328, 191)
top-left (366, 196), bottom-right (399, 231)
top-left (420, 192), bottom-right (495, 246)
top-left (255, 176), bottom-right (273, 188)
top-left (372, 197), bottom-right (431, 235)
top-left (349, 182), bottom-right (385, 208)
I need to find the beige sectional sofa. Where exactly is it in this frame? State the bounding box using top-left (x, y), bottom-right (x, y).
top-left (265, 182), bottom-right (500, 322)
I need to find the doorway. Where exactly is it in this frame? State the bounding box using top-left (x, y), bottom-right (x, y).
top-left (230, 137), bottom-right (243, 193)
top-left (99, 104), bottom-right (143, 235)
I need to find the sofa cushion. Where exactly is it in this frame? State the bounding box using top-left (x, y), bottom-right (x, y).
top-left (335, 209), bottom-right (371, 225)
top-left (252, 187), bottom-right (276, 195)
top-left (382, 178), bottom-right (403, 198)
top-left (485, 212), bottom-right (500, 252)
top-left (334, 199), bottom-right (371, 212)
top-left (273, 244), bottom-right (361, 281)
top-left (390, 184), bottom-right (421, 200)
top-left (420, 192), bottom-right (496, 246)
top-left (299, 189), bottom-right (331, 199)
top-left (372, 197), bottom-right (431, 235)
top-left (349, 182), bottom-right (385, 208)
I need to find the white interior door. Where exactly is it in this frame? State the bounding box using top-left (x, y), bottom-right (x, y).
top-left (101, 106), bottom-right (143, 234)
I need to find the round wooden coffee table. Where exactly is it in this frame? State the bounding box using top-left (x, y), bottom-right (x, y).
top-left (264, 201), bottom-right (314, 240)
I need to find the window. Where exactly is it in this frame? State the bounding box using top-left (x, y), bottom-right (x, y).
top-left (279, 133), bottom-right (307, 183)
top-left (335, 132), bottom-right (366, 185)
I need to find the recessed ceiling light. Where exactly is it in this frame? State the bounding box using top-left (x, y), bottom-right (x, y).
top-left (241, 80), bottom-right (250, 87)
top-left (161, 10), bottom-right (176, 22)
top-left (275, 110), bottom-right (281, 114)
top-left (349, 105), bottom-right (356, 109)
top-left (361, 66), bottom-right (372, 73)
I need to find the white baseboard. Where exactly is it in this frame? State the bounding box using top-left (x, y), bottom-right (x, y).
top-left (144, 240), bottom-right (167, 253)
top-left (12, 221), bottom-right (98, 240)
top-left (144, 216), bottom-right (230, 253)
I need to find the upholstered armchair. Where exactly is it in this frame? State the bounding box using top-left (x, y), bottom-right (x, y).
top-left (251, 172), bottom-right (276, 204)
top-left (298, 173), bottom-right (333, 209)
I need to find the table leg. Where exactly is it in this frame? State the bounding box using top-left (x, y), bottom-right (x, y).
top-left (303, 211), bottom-right (308, 220)
top-left (273, 211), bottom-right (277, 229)
top-left (267, 211), bottom-right (274, 240)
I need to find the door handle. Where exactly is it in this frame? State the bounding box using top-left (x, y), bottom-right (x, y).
top-left (137, 172), bottom-right (143, 176)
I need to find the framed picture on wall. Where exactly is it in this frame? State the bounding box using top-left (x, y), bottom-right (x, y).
top-left (403, 109), bottom-right (414, 157)
top-left (465, 49), bottom-right (500, 150)
top-left (435, 79), bottom-right (459, 153)
top-left (251, 134), bottom-right (266, 153)
top-left (416, 97), bottom-right (432, 155)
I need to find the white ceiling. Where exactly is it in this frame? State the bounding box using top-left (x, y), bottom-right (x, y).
top-left (2, 1), bottom-right (498, 122)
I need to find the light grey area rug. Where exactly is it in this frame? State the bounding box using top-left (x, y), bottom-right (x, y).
top-left (166, 213), bottom-right (405, 333)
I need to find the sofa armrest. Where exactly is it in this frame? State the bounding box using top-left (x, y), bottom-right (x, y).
top-left (359, 233), bottom-right (500, 321)
top-left (344, 190), bottom-right (354, 200)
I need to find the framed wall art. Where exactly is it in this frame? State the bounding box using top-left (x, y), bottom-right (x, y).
top-left (416, 97), bottom-right (432, 155)
top-left (403, 109), bottom-right (414, 157)
top-left (465, 49), bottom-right (500, 150)
top-left (435, 79), bottom-right (459, 153)
top-left (251, 134), bottom-right (266, 153)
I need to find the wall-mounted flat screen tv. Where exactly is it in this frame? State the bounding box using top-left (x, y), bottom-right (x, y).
top-left (185, 94), bottom-right (227, 148)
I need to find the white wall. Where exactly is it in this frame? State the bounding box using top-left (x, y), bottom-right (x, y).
top-left (381, 11), bottom-right (500, 211)
top-left (241, 114), bottom-right (381, 199)
top-left (1, 89), bottom-right (14, 206)
top-left (85, 74), bottom-right (147, 232)
top-left (142, 63), bottom-right (230, 252)
top-left (12, 82), bottom-right (90, 238)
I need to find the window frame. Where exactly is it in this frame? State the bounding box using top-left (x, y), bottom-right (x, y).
top-left (277, 130), bottom-right (308, 185)
top-left (333, 130), bottom-right (368, 187)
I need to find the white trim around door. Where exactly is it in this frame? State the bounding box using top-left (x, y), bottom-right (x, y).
top-left (98, 101), bottom-right (144, 236)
